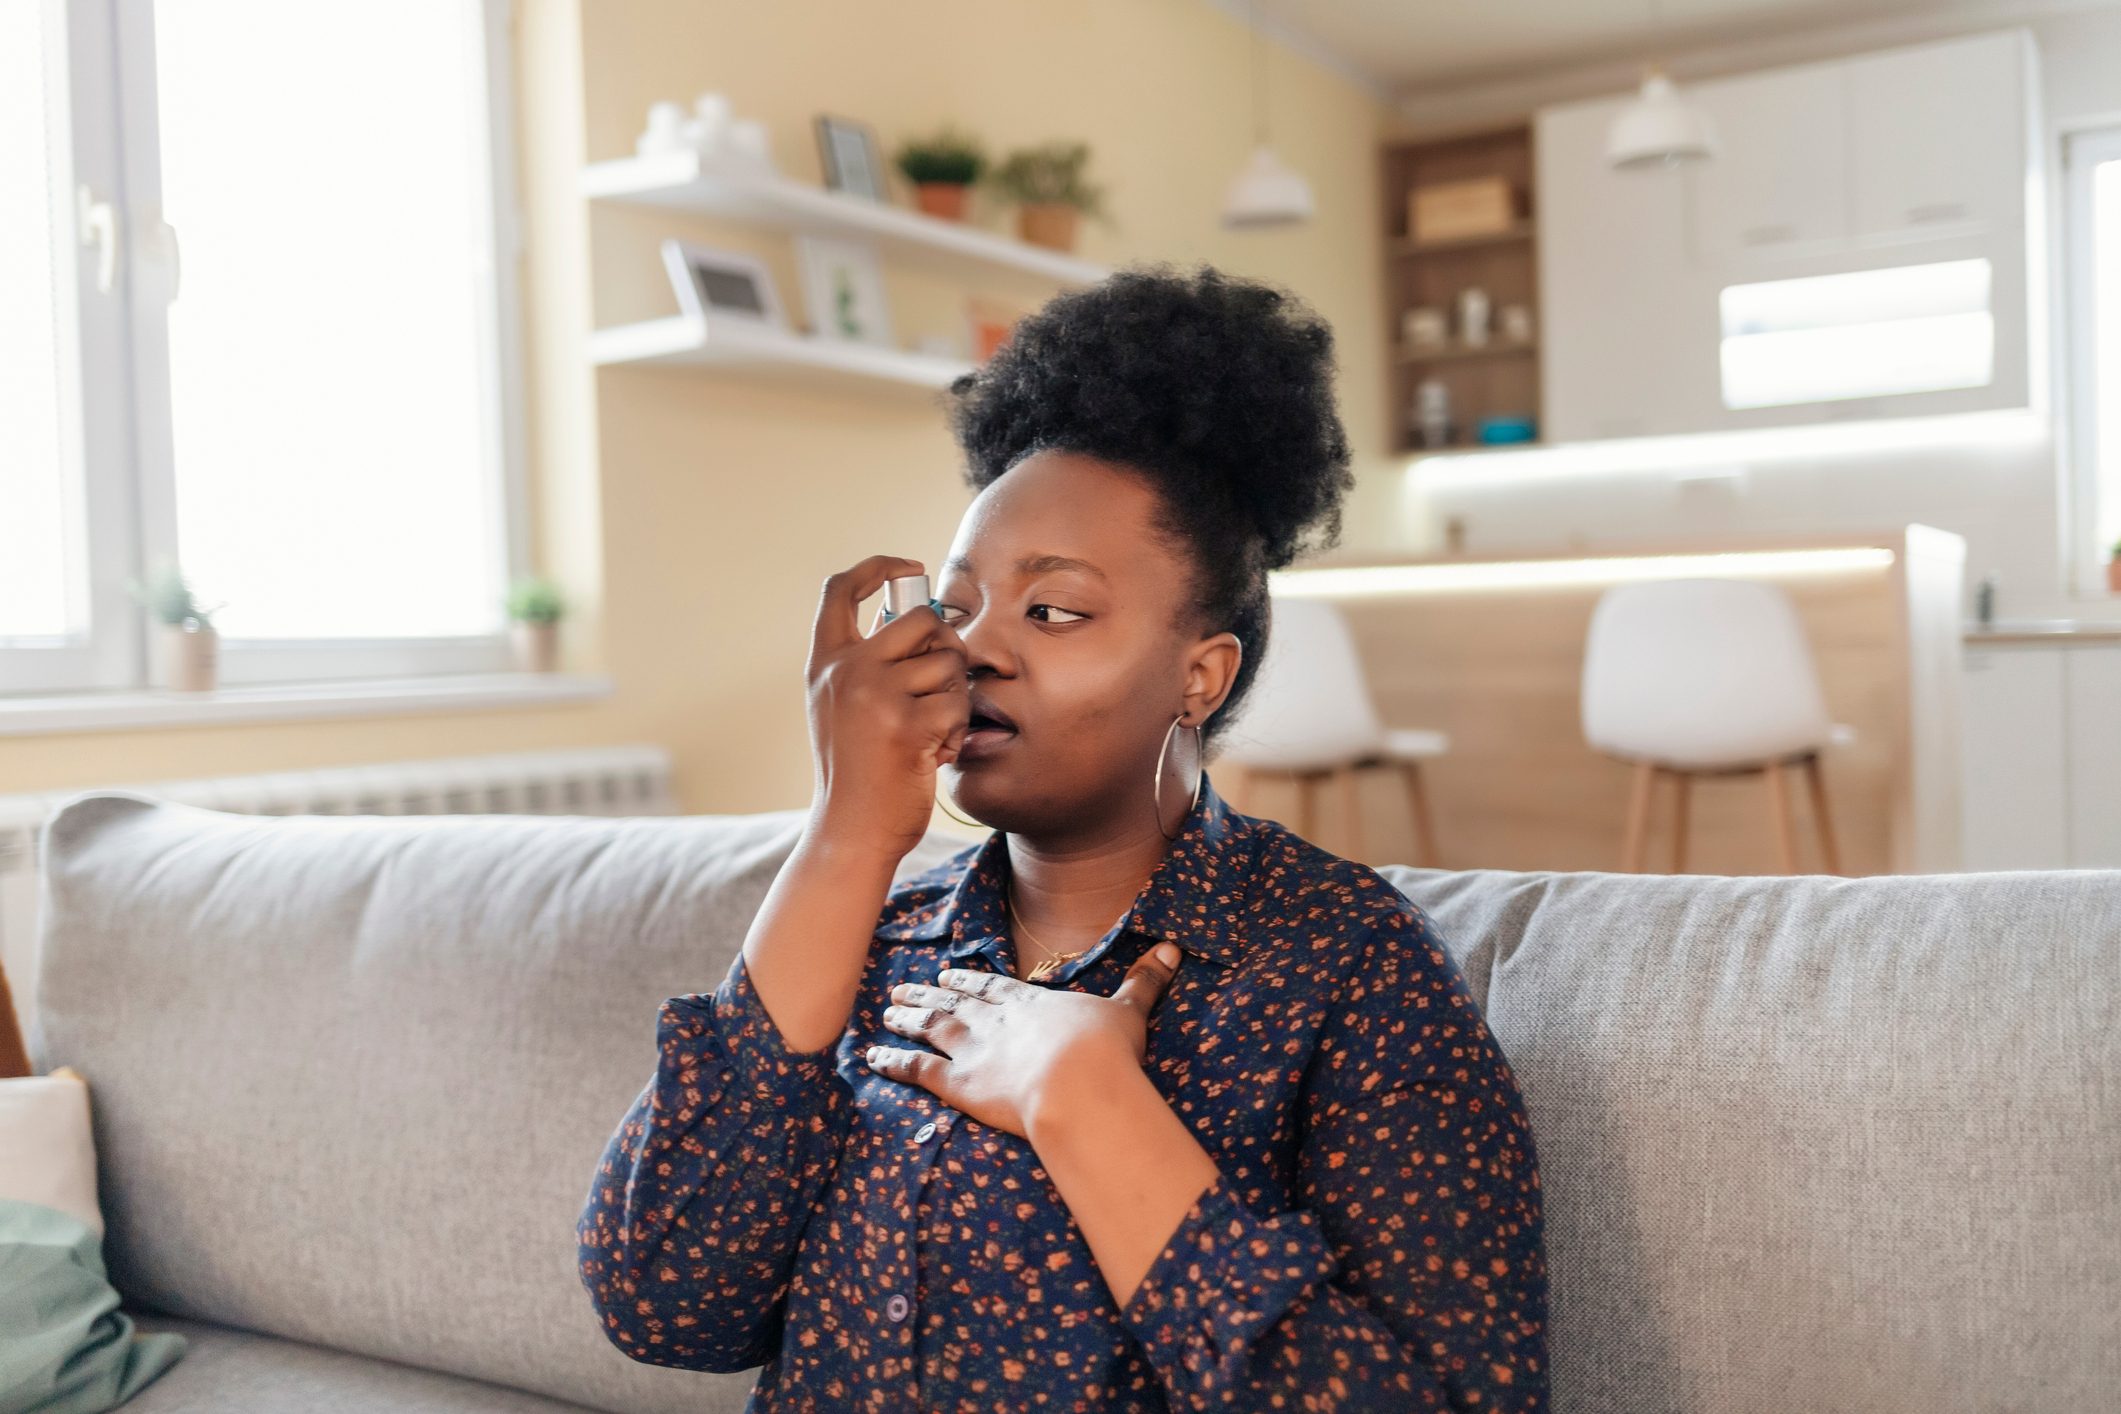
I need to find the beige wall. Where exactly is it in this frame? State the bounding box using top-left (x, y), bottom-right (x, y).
top-left (2, 0), bottom-right (1399, 817)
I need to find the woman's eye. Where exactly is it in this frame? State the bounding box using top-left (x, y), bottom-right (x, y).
top-left (934, 603), bottom-right (1087, 625)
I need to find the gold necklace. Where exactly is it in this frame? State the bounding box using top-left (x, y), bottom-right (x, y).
top-left (1007, 885), bottom-right (1091, 983)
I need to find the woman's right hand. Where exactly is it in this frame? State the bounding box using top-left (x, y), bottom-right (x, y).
top-left (804, 554), bottom-right (972, 862)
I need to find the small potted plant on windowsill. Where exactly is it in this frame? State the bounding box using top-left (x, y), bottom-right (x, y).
top-left (893, 124), bottom-right (988, 222)
top-left (2107, 538), bottom-right (2121, 594)
top-left (986, 140), bottom-right (1111, 253)
top-left (127, 559), bottom-right (224, 693)
top-left (506, 575), bottom-right (567, 673)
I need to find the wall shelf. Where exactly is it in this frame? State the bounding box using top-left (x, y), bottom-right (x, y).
top-left (1396, 338), bottom-right (1539, 365)
top-left (588, 315), bottom-right (973, 392)
top-left (581, 151), bottom-right (1112, 287)
top-left (1390, 221), bottom-right (1536, 256)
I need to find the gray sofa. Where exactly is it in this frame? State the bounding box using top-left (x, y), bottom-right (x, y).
top-left (28, 790), bottom-right (2120, 1413)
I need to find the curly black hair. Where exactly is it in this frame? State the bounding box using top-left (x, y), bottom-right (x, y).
top-left (941, 260), bottom-right (1355, 758)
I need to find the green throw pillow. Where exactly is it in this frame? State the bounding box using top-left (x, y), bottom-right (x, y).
top-left (0, 1198), bottom-right (185, 1414)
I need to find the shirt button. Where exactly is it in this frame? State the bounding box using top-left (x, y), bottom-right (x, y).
top-left (886, 1292), bottom-right (910, 1322)
top-left (913, 1122), bottom-right (937, 1143)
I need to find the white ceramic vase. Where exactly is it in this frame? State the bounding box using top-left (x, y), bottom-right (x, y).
top-left (511, 620), bottom-right (559, 673)
top-left (151, 621), bottom-right (219, 692)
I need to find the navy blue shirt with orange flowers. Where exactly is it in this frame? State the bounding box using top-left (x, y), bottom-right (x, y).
top-left (577, 770), bottom-right (1549, 1411)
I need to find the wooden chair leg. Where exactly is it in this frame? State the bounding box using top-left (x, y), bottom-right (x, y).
top-left (1669, 771), bottom-right (1691, 874)
top-left (1622, 761), bottom-right (1657, 872)
top-left (1764, 761), bottom-right (1799, 873)
top-left (1399, 761), bottom-right (1439, 868)
top-left (1294, 771), bottom-right (1320, 843)
top-left (1803, 754), bottom-right (1842, 874)
top-left (1336, 766), bottom-right (1365, 862)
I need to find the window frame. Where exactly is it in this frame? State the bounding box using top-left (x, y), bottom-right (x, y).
top-left (2, 0), bottom-right (533, 695)
top-left (2064, 122), bottom-right (2121, 601)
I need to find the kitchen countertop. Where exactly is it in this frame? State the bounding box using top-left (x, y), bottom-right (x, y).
top-left (1964, 620), bottom-right (2121, 644)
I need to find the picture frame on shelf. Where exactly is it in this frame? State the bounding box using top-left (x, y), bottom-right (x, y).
top-left (659, 239), bottom-right (789, 331)
top-left (815, 114), bottom-right (889, 202)
top-left (795, 234), bottom-right (894, 347)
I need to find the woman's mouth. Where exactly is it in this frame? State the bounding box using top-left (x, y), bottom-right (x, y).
top-left (957, 710), bottom-right (1018, 761)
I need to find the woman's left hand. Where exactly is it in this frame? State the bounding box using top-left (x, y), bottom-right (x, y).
top-left (868, 942), bottom-right (1184, 1140)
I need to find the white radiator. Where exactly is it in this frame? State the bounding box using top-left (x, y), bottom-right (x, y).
top-left (0, 744), bottom-right (679, 1048)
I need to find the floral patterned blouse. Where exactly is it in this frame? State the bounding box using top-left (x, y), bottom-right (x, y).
top-left (577, 770), bottom-right (1550, 1411)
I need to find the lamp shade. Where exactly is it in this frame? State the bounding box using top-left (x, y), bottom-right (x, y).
top-left (1606, 72), bottom-right (1717, 169)
top-left (1221, 144), bottom-right (1315, 227)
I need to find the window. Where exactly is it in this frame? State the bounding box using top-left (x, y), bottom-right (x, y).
top-left (1717, 259), bottom-right (1996, 411)
top-left (0, 0), bottom-right (528, 695)
top-left (2067, 125), bottom-right (2121, 595)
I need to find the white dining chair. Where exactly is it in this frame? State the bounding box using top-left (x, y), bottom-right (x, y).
top-left (1215, 594), bottom-right (1447, 865)
top-left (1581, 577), bottom-right (1852, 874)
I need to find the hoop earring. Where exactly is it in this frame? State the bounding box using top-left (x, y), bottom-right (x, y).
top-left (935, 767), bottom-right (984, 829)
top-left (1153, 712), bottom-right (1205, 841)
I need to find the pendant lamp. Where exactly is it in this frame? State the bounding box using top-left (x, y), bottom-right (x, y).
top-left (1607, 67), bottom-right (1717, 169)
top-left (1605, 0), bottom-right (1715, 170)
top-left (1222, 0), bottom-right (1315, 227)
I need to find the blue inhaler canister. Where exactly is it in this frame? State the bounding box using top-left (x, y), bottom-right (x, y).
top-left (877, 573), bottom-right (942, 628)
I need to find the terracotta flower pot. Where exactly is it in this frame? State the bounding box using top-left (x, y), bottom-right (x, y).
top-left (1016, 202), bottom-right (1079, 252)
top-left (2107, 557), bottom-right (2121, 594)
top-left (151, 621), bottom-right (219, 692)
top-left (512, 619), bottom-right (560, 673)
top-left (914, 182), bottom-right (971, 221)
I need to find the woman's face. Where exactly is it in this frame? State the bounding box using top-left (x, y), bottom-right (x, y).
top-left (936, 449), bottom-right (1239, 841)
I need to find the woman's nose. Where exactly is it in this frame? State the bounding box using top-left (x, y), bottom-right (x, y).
top-left (949, 605), bottom-right (1006, 667)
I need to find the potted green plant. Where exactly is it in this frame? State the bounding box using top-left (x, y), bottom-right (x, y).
top-left (506, 574), bottom-right (567, 673)
top-left (2108, 537), bottom-right (2121, 594)
top-left (126, 558), bottom-right (224, 693)
top-left (893, 124), bottom-right (988, 222)
top-left (985, 141), bottom-right (1110, 253)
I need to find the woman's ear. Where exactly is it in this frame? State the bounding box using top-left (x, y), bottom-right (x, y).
top-left (1184, 631), bottom-right (1243, 723)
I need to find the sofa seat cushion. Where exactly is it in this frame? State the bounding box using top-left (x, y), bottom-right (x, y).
top-left (116, 1313), bottom-right (604, 1413)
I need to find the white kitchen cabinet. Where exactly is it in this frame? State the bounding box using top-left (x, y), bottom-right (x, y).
top-left (2064, 645), bottom-right (2121, 867)
top-left (1960, 644), bottom-right (2068, 870)
top-left (1847, 31), bottom-right (2031, 247)
top-left (1688, 63), bottom-right (1850, 266)
top-left (1534, 26), bottom-right (2040, 443)
top-left (1960, 639), bottom-right (2121, 870)
top-left (1535, 93), bottom-right (1721, 442)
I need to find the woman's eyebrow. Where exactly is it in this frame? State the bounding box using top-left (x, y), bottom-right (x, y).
top-left (944, 553), bottom-right (1108, 583)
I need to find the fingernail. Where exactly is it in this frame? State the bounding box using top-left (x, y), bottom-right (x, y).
top-left (1158, 943), bottom-right (1179, 966)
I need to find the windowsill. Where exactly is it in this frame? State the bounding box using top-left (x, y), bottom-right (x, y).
top-left (0, 671), bottom-right (614, 737)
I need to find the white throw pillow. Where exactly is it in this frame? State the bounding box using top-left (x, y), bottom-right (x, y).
top-left (0, 1066), bottom-right (101, 1235)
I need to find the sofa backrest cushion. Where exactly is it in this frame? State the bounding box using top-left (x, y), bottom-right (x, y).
top-left (1379, 863), bottom-right (2121, 1413)
top-left (32, 792), bottom-right (968, 1414)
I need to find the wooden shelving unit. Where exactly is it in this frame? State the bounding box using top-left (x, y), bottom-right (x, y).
top-left (581, 153), bottom-right (1113, 392)
top-left (1381, 126), bottom-right (1543, 456)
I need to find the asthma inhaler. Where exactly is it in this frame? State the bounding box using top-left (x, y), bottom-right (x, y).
top-left (876, 573), bottom-right (942, 630)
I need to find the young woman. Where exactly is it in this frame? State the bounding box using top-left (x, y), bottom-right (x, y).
top-left (578, 263), bottom-right (1550, 1411)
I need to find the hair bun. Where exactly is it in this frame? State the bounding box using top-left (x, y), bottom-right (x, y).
top-left (946, 261), bottom-right (1353, 571)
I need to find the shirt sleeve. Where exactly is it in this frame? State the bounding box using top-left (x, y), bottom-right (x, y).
top-left (1116, 904), bottom-right (1551, 1411)
top-left (576, 946), bottom-right (856, 1373)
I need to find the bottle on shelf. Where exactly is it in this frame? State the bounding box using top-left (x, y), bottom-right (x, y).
top-left (1411, 376), bottom-right (1454, 449)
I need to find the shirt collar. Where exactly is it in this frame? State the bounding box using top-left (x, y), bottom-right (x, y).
top-left (873, 768), bottom-right (1260, 970)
